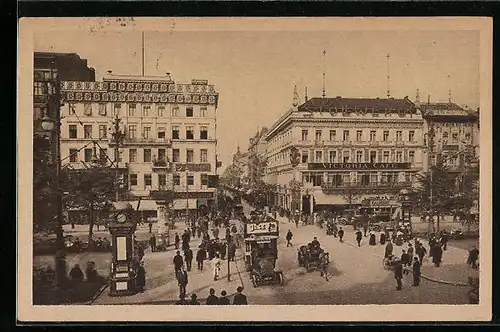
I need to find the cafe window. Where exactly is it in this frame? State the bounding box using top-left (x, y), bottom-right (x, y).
top-left (158, 174), bottom-right (166, 186)
top-left (84, 125), bottom-right (93, 139)
top-left (200, 149), bottom-right (208, 163)
top-left (186, 107), bottom-right (194, 117)
top-left (84, 103), bottom-right (92, 116)
top-left (172, 149), bottom-right (180, 162)
top-left (356, 130), bottom-right (363, 141)
top-left (315, 130), bottom-right (322, 142)
top-left (370, 151), bottom-right (377, 163)
top-left (128, 125), bottom-right (137, 139)
top-left (409, 150), bottom-right (415, 163)
top-left (157, 127), bottom-right (166, 139)
top-left (354, 151), bottom-right (362, 162)
top-left (173, 174), bottom-right (180, 186)
top-left (329, 151), bottom-right (336, 163)
top-left (200, 126), bottom-right (208, 139)
top-left (84, 148), bottom-right (93, 162)
top-left (360, 173), bottom-right (370, 186)
top-left (144, 148), bottom-right (152, 162)
top-left (396, 151), bottom-right (403, 162)
top-left (383, 130), bottom-right (389, 141)
top-left (370, 130), bottom-right (376, 142)
top-left (186, 149), bottom-right (194, 163)
top-left (142, 104), bottom-right (151, 117)
top-left (129, 174), bottom-right (138, 186)
top-left (409, 130), bottom-right (415, 142)
top-left (301, 129), bottom-right (308, 141)
top-left (370, 173), bottom-right (378, 184)
top-left (201, 173), bottom-right (208, 186)
top-left (396, 130), bottom-right (402, 142)
top-left (144, 174), bottom-right (152, 187)
top-left (186, 126), bottom-right (194, 139)
top-left (187, 174), bottom-right (194, 186)
top-left (343, 130), bottom-right (349, 141)
top-left (342, 174), bottom-right (351, 186)
top-left (343, 150), bottom-right (350, 163)
top-left (301, 150), bottom-right (309, 163)
top-left (69, 149), bottom-right (78, 163)
top-left (129, 148), bottom-right (137, 162)
top-left (383, 151), bottom-right (390, 162)
top-left (329, 130), bottom-right (336, 141)
top-left (99, 125), bottom-right (107, 139)
top-left (315, 151), bottom-right (323, 162)
top-left (69, 125), bottom-right (77, 138)
top-left (331, 174), bottom-right (343, 186)
top-left (157, 105), bottom-right (165, 117)
top-left (172, 125), bottom-right (180, 139)
top-left (128, 104), bottom-right (136, 117)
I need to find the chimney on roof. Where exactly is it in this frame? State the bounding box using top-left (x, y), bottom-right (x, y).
top-left (166, 72), bottom-right (171, 80)
top-left (448, 89), bottom-right (453, 103)
top-left (293, 85), bottom-right (300, 107)
top-left (305, 86), bottom-right (308, 102)
top-left (427, 94), bottom-right (431, 104)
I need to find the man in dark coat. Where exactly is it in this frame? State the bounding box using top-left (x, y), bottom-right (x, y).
top-left (175, 233), bottom-right (180, 249)
top-left (355, 230), bottom-right (363, 247)
top-left (380, 232), bottom-right (386, 245)
top-left (363, 223), bottom-right (368, 237)
top-left (385, 241), bottom-right (394, 258)
top-left (219, 242), bottom-right (227, 260)
top-left (149, 235), bottom-right (156, 253)
top-left (135, 261), bottom-right (146, 292)
top-left (173, 250), bottom-right (184, 272)
top-left (148, 222), bottom-right (153, 233)
top-left (206, 288), bottom-right (219, 305)
top-left (433, 245), bottom-right (443, 267)
top-left (369, 232), bottom-right (376, 246)
top-left (176, 267), bottom-right (188, 298)
top-left (412, 257), bottom-right (421, 286)
top-left (189, 294), bottom-right (200, 305)
top-left (394, 258), bottom-right (403, 291)
top-left (440, 231), bottom-right (448, 251)
top-left (232, 286), bottom-right (248, 305)
top-left (184, 247), bottom-right (193, 271)
top-left (416, 242), bottom-right (427, 264)
top-left (219, 290), bottom-right (230, 305)
top-left (468, 246), bottom-right (479, 269)
top-left (286, 230), bottom-right (293, 247)
top-left (196, 247), bottom-right (206, 271)
top-left (69, 264), bottom-right (84, 284)
top-left (338, 227), bottom-right (344, 242)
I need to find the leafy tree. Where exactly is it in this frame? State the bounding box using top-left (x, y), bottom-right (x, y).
top-left (221, 164), bottom-right (243, 187)
top-left (248, 153), bottom-right (267, 185)
top-left (63, 162), bottom-right (125, 248)
top-left (288, 179), bottom-right (302, 212)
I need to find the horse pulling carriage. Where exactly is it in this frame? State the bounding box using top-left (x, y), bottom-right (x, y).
top-left (297, 245), bottom-right (330, 275)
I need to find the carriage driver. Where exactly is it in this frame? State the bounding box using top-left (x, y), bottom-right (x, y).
top-left (311, 237), bottom-right (321, 248)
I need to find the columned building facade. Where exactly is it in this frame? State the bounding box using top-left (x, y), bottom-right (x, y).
top-left (59, 73), bottom-right (219, 220)
top-left (265, 96), bottom-right (425, 214)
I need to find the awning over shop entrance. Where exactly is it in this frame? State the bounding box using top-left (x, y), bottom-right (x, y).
top-left (171, 199), bottom-right (198, 210)
top-left (136, 199), bottom-right (159, 211)
top-left (313, 191), bottom-right (349, 205)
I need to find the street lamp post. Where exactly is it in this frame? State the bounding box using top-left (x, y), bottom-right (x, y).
top-left (40, 67), bottom-right (66, 288)
top-left (110, 115), bottom-right (125, 202)
top-left (424, 129), bottom-right (435, 234)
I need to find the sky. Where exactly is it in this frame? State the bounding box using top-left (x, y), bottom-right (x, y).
top-left (34, 28), bottom-right (480, 172)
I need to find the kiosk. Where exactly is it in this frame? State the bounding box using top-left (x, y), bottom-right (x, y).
top-left (108, 202), bottom-right (138, 296)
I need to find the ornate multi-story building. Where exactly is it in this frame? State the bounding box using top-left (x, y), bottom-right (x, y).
top-left (265, 92), bottom-right (425, 214)
top-left (247, 127), bottom-right (269, 184)
top-left (59, 73), bottom-right (219, 219)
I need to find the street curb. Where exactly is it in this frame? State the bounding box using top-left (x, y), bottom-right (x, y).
top-left (86, 283), bottom-right (109, 305)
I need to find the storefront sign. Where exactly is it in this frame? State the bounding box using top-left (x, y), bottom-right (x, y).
top-left (246, 221), bottom-right (278, 235)
top-left (150, 190), bottom-right (214, 200)
top-left (308, 163), bottom-right (410, 170)
top-left (175, 163), bottom-right (211, 172)
top-left (362, 199), bottom-right (399, 207)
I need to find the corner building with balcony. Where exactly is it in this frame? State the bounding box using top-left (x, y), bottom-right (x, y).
top-left (265, 96), bottom-right (425, 214)
top-left (59, 73), bottom-right (219, 220)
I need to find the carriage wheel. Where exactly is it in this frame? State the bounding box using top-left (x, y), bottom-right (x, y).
top-left (277, 272), bottom-right (284, 285)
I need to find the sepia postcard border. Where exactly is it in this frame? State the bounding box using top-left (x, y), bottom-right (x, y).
top-left (17, 17), bottom-right (493, 322)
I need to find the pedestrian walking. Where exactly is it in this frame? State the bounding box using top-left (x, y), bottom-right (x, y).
top-left (363, 223), bottom-right (368, 237)
top-left (212, 254), bottom-right (221, 281)
top-left (440, 231), bottom-right (448, 251)
top-left (400, 250), bottom-right (410, 274)
top-left (173, 250), bottom-right (184, 272)
top-left (149, 235), bottom-right (156, 253)
top-left (176, 267), bottom-right (188, 298)
top-left (286, 230), bottom-right (293, 247)
top-left (175, 233), bottom-right (180, 250)
top-left (412, 257), bottom-right (421, 286)
top-left (416, 243), bottom-right (427, 264)
top-left (184, 247), bottom-right (193, 271)
top-left (206, 288), bottom-right (219, 305)
top-left (468, 246), bottom-right (479, 269)
top-left (338, 227), bottom-right (344, 242)
top-left (433, 245), bottom-right (443, 267)
top-left (219, 290), bottom-right (230, 305)
top-left (379, 232), bottom-right (386, 245)
top-left (189, 294), bottom-right (200, 305)
top-left (384, 240), bottom-right (393, 258)
top-left (148, 222), bottom-right (153, 234)
top-left (232, 286), bottom-right (248, 305)
top-left (355, 230), bottom-right (363, 247)
top-left (394, 258), bottom-right (403, 291)
top-left (407, 243), bottom-right (414, 261)
top-left (135, 261), bottom-right (146, 293)
top-left (369, 231), bottom-right (376, 245)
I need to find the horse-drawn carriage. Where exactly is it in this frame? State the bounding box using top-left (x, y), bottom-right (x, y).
top-left (297, 245), bottom-right (330, 274)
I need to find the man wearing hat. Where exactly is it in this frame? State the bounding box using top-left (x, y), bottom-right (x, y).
top-left (232, 286), bottom-right (248, 305)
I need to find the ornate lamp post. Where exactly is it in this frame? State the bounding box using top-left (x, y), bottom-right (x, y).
top-left (40, 71), bottom-right (66, 289)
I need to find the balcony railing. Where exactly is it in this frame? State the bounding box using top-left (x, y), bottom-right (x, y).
top-left (152, 158), bottom-right (171, 170)
top-left (109, 137), bottom-right (172, 146)
top-left (321, 181), bottom-right (412, 191)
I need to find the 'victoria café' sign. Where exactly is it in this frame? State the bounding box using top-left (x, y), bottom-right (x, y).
top-left (308, 162), bottom-right (411, 170)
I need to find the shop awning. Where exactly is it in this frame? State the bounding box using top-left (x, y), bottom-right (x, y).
top-left (171, 198), bottom-right (198, 210)
top-left (135, 200), bottom-right (158, 211)
top-left (313, 191), bottom-right (350, 205)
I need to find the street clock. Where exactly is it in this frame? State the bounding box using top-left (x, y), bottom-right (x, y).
top-left (116, 213), bottom-right (127, 223)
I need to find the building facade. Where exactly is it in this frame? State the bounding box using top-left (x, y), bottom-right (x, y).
top-left (247, 127), bottom-right (269, 185)
top-left (265, 96), bottom-right (425, 214)
top-left (59, 73), bottom-right (219, 219)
